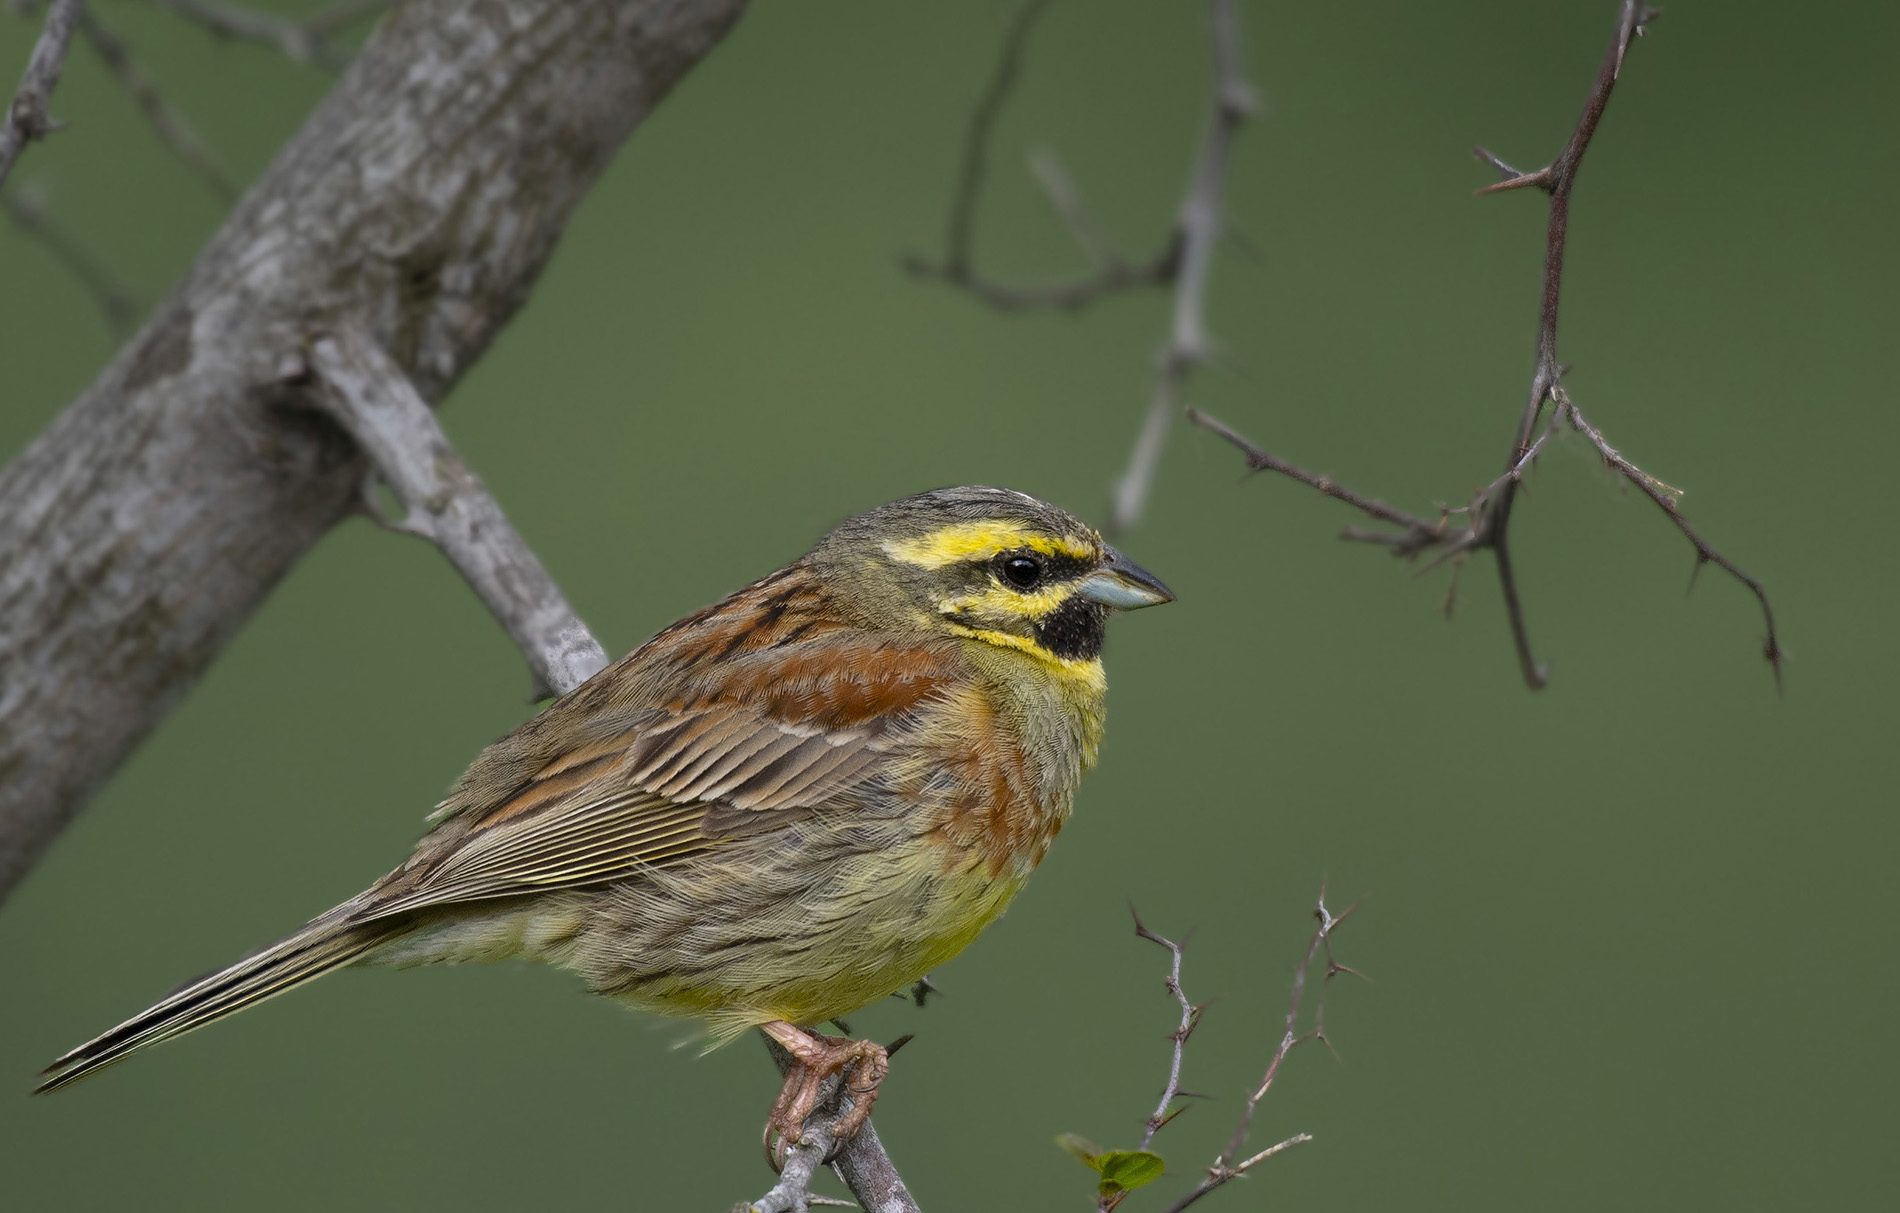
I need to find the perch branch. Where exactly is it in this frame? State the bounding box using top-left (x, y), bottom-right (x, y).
top-left (1192, 0), bottom-right (1779, 689)
top-left (748, 1036), bottom-right (921, 1213)
top-left (299, 327), bottom-right (608, 701)
top-left (0, 0), bottom-right (81, 192)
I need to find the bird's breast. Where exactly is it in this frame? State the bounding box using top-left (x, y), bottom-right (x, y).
top-left (901, 648), bottom-right (1107, 883)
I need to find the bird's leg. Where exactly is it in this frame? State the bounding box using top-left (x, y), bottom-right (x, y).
top-left (760, 1020), bottom-right (891, 1172)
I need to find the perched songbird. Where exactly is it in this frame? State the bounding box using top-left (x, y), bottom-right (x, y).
top-left (38, 486), bottom-right (1173, 1163)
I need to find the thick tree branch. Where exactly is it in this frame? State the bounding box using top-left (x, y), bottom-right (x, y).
top-left (0, 0), bottom-right (81, 191)
top-left (0, 0), bottom-right (751, 906)
top-left (298, 328), bottom-right (608, 700)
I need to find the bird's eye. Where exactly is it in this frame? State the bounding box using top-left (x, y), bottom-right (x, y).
top-left (1001, 555), bottom-right (1043, 589)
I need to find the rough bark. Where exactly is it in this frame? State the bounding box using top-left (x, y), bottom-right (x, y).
top-left (0, 0), bottom-right (750, 904)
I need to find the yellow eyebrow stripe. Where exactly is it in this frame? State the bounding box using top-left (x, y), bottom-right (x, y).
top-left (882, 521), bottom-right (1096, 568)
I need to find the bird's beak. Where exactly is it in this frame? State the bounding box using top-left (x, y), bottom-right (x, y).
top-left (1077, 546), bottom-right (1176, 610)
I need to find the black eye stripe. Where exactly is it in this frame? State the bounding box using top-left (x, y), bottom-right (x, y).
top-left (983, 547), bottom-right (1092, 585)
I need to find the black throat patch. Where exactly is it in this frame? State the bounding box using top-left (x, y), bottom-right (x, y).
top-left (1034, 594), bottom-right (1108, 661)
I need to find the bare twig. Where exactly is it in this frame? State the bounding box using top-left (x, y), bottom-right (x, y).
top-left (1107, 0), bottom-right (1253, 534)
top-left (1131, 906), bottom-right (1206, 1151)
top-left (903, 0), bottom-right (1180, 312)
top-left (1468, 0), bottom-right (1662, 688)
top-left (753, 1036), bottom-right (920, 1213)
top-left (902, 0), bottom-right (1180, 314)
top-left (1192, 1), bottom-right (1779, 690)
top-left (1158, 885), bottom-right (1360, 1213)
top-left (298, 327), bottom-right (609, 700)
top-left (0, 0), bottom-right (81, 192)
top-left (78, 10), bottom-right (237, 201)
top-left (2, 185), bottom-right (137, 336)
top-left (1562, 391), bottom-right (1779, 672)
top-left (906, 1), bottom-right (1253, 531)
top-left (148, 0), bottom-right (390, 71)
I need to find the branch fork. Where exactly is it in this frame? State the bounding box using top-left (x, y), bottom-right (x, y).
top-left (1192, 0), bottom-right (1778, 690)
top-left (907, 0), bottom-right (1254, 532)
top-left (1124, 885), bottom-right (1361, 1213)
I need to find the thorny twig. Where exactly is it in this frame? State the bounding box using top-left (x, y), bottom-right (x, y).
top-left (909, 0), bottom-right (1252, 534)
top-left (0, 0), bottom-right (81, 192)
top-left (1131, 907), bottom-right (1207, 1152)
top-left (1192, 1), bottom-right (1780, 690)
top-left (148, 0), bottom-right (390, 72)
top-left (78, 9), bottom-right (235, 200)
top-left (1155, 884), bottom-right (1361, 1213)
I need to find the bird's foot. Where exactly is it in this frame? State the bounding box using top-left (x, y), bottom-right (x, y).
top-left (760, 1021), bottom-right (891, 1172)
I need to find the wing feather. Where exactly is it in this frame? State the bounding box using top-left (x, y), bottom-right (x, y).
top-left (364, 629), bottom-right (963, 922)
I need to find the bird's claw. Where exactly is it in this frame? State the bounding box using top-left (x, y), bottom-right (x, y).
top-left (761, 1027), bottom-right (891, 1172)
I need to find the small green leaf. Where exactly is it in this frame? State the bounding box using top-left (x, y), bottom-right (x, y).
top-left (1093, 1150), bottom-right (1166, 1195)
top-left (1055, 1133), bottom-right (1102, 1167)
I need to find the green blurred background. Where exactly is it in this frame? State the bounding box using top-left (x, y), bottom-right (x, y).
top-left (3, 1), bottom-right (1894, 1208)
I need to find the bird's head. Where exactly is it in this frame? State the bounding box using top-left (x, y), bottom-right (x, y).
top-left (808, 486), bottom-right (1174, 668)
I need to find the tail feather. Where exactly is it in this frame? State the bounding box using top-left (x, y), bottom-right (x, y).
top-left (36, 914), bottom-right (394, 1094)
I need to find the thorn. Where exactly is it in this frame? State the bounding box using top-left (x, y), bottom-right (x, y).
top-left (884, 1033), bottom-right (915, 1057)
top-left (906, 975), bottom-right (941, 1007)
top-left (1475, 166), bottom-right (1554, 195)
top-left (1687, 551), bottom-right (1709, 594)
top-left (830, 1017), bottom-right (852, 1035)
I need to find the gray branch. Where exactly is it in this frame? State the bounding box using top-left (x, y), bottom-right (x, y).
top-left (0, 0), bottom-right (82, 191)
top-left (904, 0), bottom-right (1254, 534)
top-left (1107, 0), bottom-right (1254, 534)
top-left (0, 0), bottom-right (749, 905)
top-left (746, 1038), bottom-right (922, 1213)
top-left (301, 328), bottom-right (607, 700)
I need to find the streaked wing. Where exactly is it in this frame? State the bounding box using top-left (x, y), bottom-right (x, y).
top-left (359, 627), bottom-right (962, 922)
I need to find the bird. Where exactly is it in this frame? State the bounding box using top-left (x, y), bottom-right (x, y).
top-left (37, 485), bottom-right (1174, 1166)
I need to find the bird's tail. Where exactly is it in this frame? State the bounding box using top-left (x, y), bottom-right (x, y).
top-left (35, 909), bottom-right (397, 1094)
